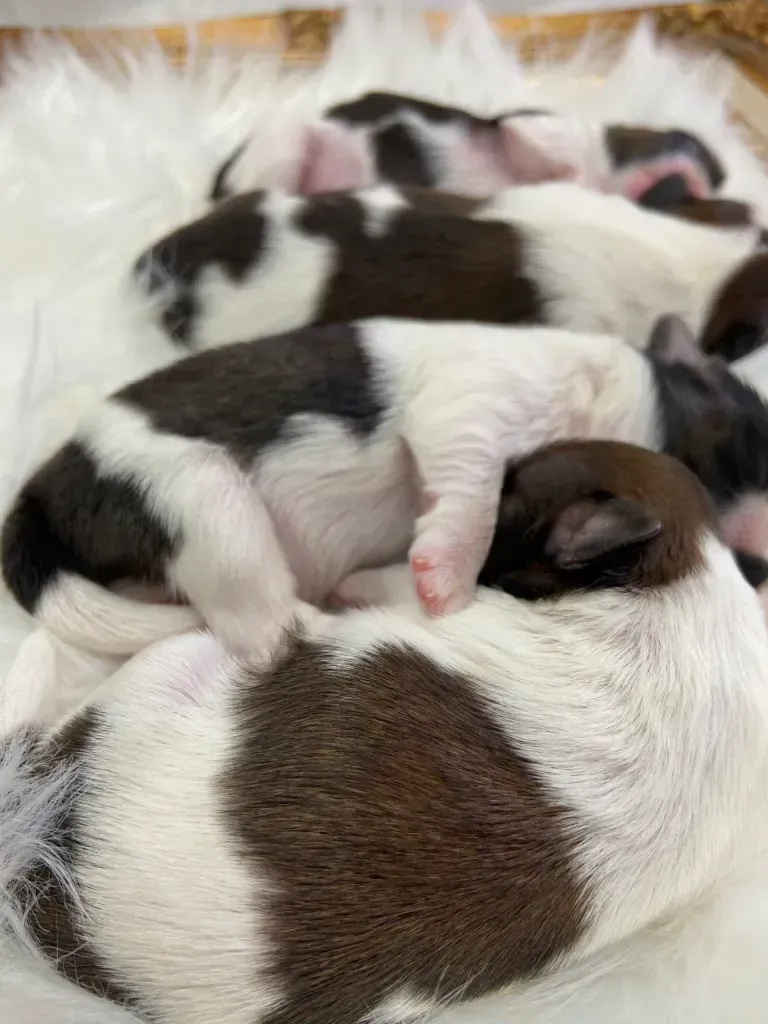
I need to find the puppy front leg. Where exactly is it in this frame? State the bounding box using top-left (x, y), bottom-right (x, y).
top-left (167, 455), bottom-right (301, 657)
top-left (403, 416), bottom-right (506, 616)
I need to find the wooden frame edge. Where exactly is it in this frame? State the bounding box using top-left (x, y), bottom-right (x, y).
top-left (0, 4), bottom-right (766, 86)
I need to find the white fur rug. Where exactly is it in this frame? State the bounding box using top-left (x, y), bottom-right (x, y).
top-left (4, 3), bottom-right (768, 1021)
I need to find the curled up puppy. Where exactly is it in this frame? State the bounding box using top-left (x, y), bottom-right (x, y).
top-left (3, 440), bottom-right (768, 1024)
top-left (1, 318), bottom-right (655, 660)
top-left (5, 314), bottom-right (768, 667)
top-left (135, 180), bottom-right (761, 354)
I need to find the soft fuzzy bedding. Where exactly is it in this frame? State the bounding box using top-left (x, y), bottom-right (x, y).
top-left (3, 2), bottom-right (768, 1021)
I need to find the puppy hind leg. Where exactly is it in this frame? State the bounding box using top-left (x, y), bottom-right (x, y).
top-left (166, 454), bottom-right (301, 657)
top-left (403, 417), bottom-right (506, 616)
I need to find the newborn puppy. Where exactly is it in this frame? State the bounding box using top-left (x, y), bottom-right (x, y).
top-left (135, 181), bottom-right (759, 351)
top-left (212, 89), bottom-right (724, 206)
top-left (0, 318), bottom-right (653, 660)
top-left (6, 314), bottom-right (768, 666)
top-left (4, 440), bottom-right (768, 1024)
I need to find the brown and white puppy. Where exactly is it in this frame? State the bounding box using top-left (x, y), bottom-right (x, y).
top-left (211, 90), bottom-right (725, 208)
top-left (7, 311), bottom-right (768, 668)
top-left (3, 439), bottom-right (768, 1024)
top-left (135, 180), bottom-right (760, 353)
top-left (0, 318), bottom-right (658, 662)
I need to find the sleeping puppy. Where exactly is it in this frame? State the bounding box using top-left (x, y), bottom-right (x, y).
top-left (5, 314), bottom-right (768, 665)
top-left (135, 180), bottom-right (760, 354)
top-left (0, 318), bottom-right (654, 661)
top-left (211, 89), bottom-right (724, 208)
top-left (3, 439), bottom-right (768, 1024)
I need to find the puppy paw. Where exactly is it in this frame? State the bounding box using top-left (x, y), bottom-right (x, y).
top-left (409, 547), bottom-right (474, 616)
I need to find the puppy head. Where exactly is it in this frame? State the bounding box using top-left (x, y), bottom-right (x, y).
top-left (490, 119), bottom-right (727, 206)
top-left (638, 172), bottom-right (756, 229)
top-left (478, 438), bottom-right (715, 600)
top-left (646, 314), bottom-right (768, 560)
top-left (603, 125), bottom-right (724, 202)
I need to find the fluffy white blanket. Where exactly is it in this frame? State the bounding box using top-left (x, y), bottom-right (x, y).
top-left (3, 3), bottom-right (768, 1021)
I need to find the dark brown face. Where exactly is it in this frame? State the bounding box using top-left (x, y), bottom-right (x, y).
top-left (700, 251), bottom-right (768, 363)
top-left (605, 126), bottom-right (724, 190)
top-left (478, 439), bottom-right (717, 600)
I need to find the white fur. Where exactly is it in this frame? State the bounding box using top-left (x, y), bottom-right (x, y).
top-left (37, 576), bottom-right (202, 655)
top-left (476, 182), bottom-right (758, 348)
top-left (189, 190), bottom-right (335, 348)
top-left (360, 184), bottom-right (410, 236)
top-left (69, 632), bottom-right (282, 1024)
top-left (38, 320), bottom-right (653, 655)
top-left (3, 3), bottom-right (768, 1021)
top-left (1, 631), bottom-right (284, 1024)
top-left (5, 530), bottom-right (768, 1023)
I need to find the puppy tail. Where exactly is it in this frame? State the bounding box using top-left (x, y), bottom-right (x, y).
top-left (35, 576), bottom-right (203, 657)
top-left (2, 494), bottom-right (202, 657)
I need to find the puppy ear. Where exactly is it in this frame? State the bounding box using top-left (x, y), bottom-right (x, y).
top-left (647, 314), bottom-right (704, 368)
top-left (497, 114), bottom-right (583, 185)
top-left (547, 496), bottom-right (662, 569)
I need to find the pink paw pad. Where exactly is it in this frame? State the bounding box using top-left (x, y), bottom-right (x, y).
top-left (410, 552), bottom-right (462, 616)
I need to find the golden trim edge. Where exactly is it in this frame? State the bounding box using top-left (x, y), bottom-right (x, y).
top-left (0, 5), bottom-right (766, 87)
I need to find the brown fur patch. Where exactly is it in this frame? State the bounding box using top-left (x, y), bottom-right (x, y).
top-left (222, 638), bottom-right (588, 1024)
top-left (668, 198), bottom-right (754, 228)
top-left (700, 252), bottom-right (768, 362)
top-left (296, 191), bottom-right (543, 327)
top-left (399, 184), bottom-right (485, 218)
top-left (480, 440), bottom-right (715, 600)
